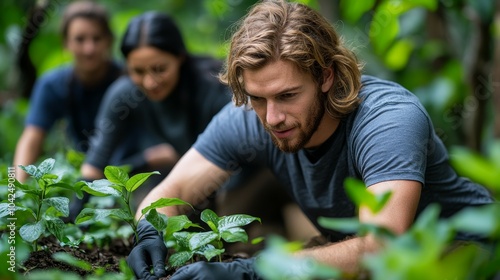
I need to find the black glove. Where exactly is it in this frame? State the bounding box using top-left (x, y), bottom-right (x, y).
top-left (127, 219), bottom-right (168, 280)
top-left (170, 258), bottom-right (262, 280)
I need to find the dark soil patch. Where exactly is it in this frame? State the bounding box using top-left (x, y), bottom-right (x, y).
top-left (19, 235), bottom-right (250, 279)
top-left (20, 235), bottom-right (133, 277)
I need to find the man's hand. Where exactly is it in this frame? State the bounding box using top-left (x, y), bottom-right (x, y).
top-left (127, 219), bottom-right (168, 279)
top-left (170, 258), bottom-right (261, 280)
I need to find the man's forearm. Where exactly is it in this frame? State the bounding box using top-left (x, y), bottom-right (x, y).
top-left (296, 235), bottom-right (381, 274)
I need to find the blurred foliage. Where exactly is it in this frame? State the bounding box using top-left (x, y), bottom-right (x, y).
top-left (0, 0), bottom-right (497, 164)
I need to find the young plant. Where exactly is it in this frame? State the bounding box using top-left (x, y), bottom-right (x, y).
top-left (167, 209), bottom-right (261, 266)
top-left (74, 165), bottom-right (190, 241)
top-left (0, 158), bottom-right (80, 250)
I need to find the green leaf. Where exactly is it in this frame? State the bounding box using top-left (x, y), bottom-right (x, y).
top-left (19, 164), bottom-right (42, 180)
top-left (165, 215), bottom-right (203, 237)
top-left (218, 214), bottom-right (261, 231)
top-left (384, 39), bottom-right (414, 70)
top-left (450, 146), bottom-right (500, 190)
top-left (45, 218), bottom-right (69, 243)
top-left (196, 244), bottom-right (225, 262)
top-left (145, 209), bottom-right (168, 232)
top-left (340, 0), bottom-right (375, 23)
top-left (189, 232), bottom-right (219, 250)
top-left (450, 204), bottom-right (500, 237)
top-left (75, 208), bottom-right (133, 224)
top-left (344, 178), bottom-right (391, 213)
top-left (42, 174), bottom-right (58, 180)
top-left (173, 231), bottom-right (193, 249)
top-left (221, 227), bottom-right (248, 243)
top-left (169, 251), bottom-right (193, 267)
top-left (50, 182), bottom-right (84, 199)
top-left (318, 217), bottom-right (362, 233)
top-left (38, 158), bottom-right (56, 174)
top-left (104, 166), bottom-right (129, 186)
top-left (126, 171), bottom-right (160, 192)
top-left (43, 197), bottom-right (69, 217)
top-left (201, 209), bottom-right (220, 231)
top-left (141, 198), bottom-right (191, 215)
top-left (20, 221), bottom-right (45, 243)
top-left (81, 179), bottom-right (121, 197)
top-left (0, 203), bottom-right (29, 218)
top-left (369, 4), bottom-right (399, 54)
top-left (52, 252), bottom-right (92, 271)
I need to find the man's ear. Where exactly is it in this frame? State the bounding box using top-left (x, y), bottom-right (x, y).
top-left (321, 67), bottom-right (334, 93)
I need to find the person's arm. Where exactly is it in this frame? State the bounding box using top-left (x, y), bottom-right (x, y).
top-left (296, 179), bottom-right (421, 274)
top-left (135, 147), bottom-right (231, 220)
top-left (13, 126), bottom-right (46, 182)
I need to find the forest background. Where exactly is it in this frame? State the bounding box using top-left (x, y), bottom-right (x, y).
top-left (0, 0), bottom-right (499, 191)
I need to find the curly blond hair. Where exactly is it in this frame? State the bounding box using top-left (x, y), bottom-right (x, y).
top-left (220, 0), bottom-right (363, 118)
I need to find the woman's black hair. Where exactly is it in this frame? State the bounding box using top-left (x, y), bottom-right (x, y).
top-left (120, 12), bottom-right (186, 58)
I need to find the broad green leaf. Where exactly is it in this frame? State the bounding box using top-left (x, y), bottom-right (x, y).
top-left (369, 4), bottom-right (399, 54)
top-left (145, 209), bottom-right (167, 232)
top-left (37, 158), bottom-right (56, 175)
top-left (45, 218), bottom-right (69, 243)
top-left (104, 166), bottom-right (129, 186)
top-left (201, 209), bottom-right (220, 231)
top-left (340, 0), bottom-right (375, 23)
top-left (196, 244), bottom-right (225, 261)
top-left (49, 182), bottom-right (84, 199)
top-left (165, 215), bottom-right (203, 237)
top-left (75, 208), bottom-right (133, 224)
top-left (126, 171), bottom-right (160, 192)
top-left (221, 227), bottom-right (248, 243)
top-left (66, 149), bottom-right (85, 169)
top-left (450, 146), bottom-right (500, 190)
top-left (450, 204), bottom-right (500, 237)
top-left (19, 164), bottom-right (42, 180)
top-left (344, 177), bottom-right (391, 213)
top-left (218, 214), bottom-right (261, 231)
top-left (141, 198), bottom-right (191, 215)
top-left (0, 203), bottom-right (30, 218)
top-left (81, 179), bottom-right (121, 197)
top-left (20, 221), bottom-right (45, 243)
top-left (169, 251), bottom-right (193, 267)
top-left (52, 252), bottom-right (92, 271)
top-left (384, 39), bottom-right (414, 70)
top-left (173, 231), bottom-right (193, 249)
top-left (189, 231), bottom-right (218, 250)
top-left (43, 197), bottom-right (69, 217)
top-left (318, 217), bottom-right (362, 233)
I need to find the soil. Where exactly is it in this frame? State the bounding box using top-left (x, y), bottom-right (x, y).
top-left (19, 235), bottom-right (249, 279)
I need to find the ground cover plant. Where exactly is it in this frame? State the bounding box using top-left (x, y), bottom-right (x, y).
top-left (0, 158), bottom-right (264, 279)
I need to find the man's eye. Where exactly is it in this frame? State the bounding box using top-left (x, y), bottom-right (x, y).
top-left (280, 93), bottom-right (295, 99)
top-left (249, 96), bottom-right (262, 101)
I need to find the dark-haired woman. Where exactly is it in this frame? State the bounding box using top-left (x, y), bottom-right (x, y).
top-left (81, 11), bottom-right (231, 182)
top-left (14, 1), bottom-right (124, 182)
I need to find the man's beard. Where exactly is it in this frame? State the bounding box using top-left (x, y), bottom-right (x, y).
top-left (265, 89), bottom-right (325, 153)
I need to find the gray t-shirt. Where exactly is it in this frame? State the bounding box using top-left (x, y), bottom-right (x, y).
top-left (194, 75), bottom-right (493, 241)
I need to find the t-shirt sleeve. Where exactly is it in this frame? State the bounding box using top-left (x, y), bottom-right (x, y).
top-left (85, 78), bottom-right (143, 169)
top-left (193, 104), bottom-right (264, 173)
top-left (25, 72), bottom-right (65, 131)
top-left (351, 101), bottom-right (431, 187)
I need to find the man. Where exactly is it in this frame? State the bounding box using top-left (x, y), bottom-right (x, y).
top-left (127, 0), bottom-right (494, 279)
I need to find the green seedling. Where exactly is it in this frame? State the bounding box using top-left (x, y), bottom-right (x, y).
top-left (0, 158), bottom-right (81, 250)
top-left (74, 166), bottom-right (190, 241)
top-left (168, 209), bottom-right (261, 266)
